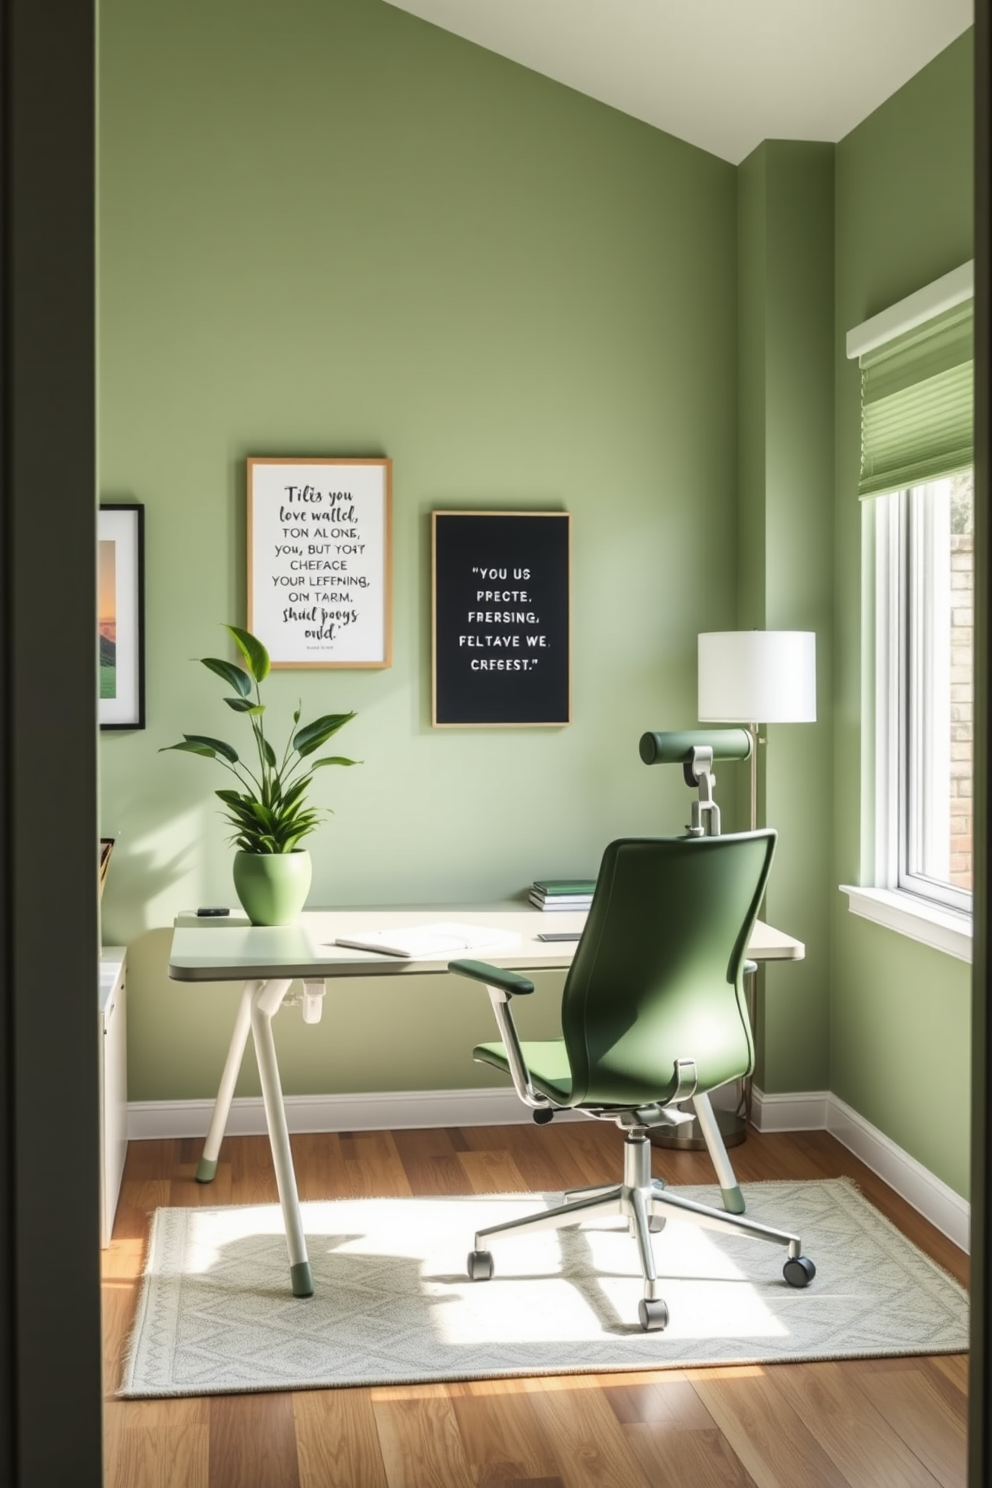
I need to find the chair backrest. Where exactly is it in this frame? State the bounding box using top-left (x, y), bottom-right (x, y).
top-left (559, 831), bottom-right (776, 1108)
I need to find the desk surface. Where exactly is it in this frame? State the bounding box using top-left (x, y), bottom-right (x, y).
top-left (169, 905), bottom-right (804, 982)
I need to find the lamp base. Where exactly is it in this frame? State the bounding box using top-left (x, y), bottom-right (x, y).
top-left (649, 1105), bottom-right (747, 1151)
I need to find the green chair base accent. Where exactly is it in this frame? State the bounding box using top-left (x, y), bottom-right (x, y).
top-left (195, 1156), bottom-right (218, 1183)
top-left (721, 1185), bottom-right (745, 1214)
top-left (291, 1261), bottom-right (314, 1298)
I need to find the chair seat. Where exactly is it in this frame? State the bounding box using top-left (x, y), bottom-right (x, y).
top-left (473, 1039), bottom-right (574, 1103)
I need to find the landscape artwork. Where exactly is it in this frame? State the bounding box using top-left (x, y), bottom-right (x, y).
top-left (98, 504), bottom-right (145, 729)
top-left (99, 539), bottom-right (117, 699)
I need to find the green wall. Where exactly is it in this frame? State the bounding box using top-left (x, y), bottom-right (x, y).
top-left (98, 0), bottom-right (742, 1099)
top-left (737, 141), bottom-right (835, 1095)
top-left (832, 32), bottom-right (974, 1196)
top-left (99, 0), bottom-right (978, 1202)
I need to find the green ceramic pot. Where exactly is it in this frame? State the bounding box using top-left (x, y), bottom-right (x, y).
top-left (232, 849), bottom-right (312, 926)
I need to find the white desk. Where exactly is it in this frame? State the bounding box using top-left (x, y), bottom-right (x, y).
top-left (169, 905), bottom-right (804, 1297)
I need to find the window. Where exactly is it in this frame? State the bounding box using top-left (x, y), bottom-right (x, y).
top-left (843, 263), bottom-right (974, 955)
top-left (873, 471), bottom-right (973, 915)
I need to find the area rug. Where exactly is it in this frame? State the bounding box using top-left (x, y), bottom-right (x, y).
top-left (119, 1179), bottom-right (967, 1398)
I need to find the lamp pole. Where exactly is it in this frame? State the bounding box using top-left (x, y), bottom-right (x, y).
top-left (748, 721), bottom-right (759, 830)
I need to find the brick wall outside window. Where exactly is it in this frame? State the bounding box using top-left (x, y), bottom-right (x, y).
top-left (950, 532), bottom-right (973, 889)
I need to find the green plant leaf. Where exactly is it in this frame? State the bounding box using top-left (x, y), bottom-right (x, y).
top-left (215, 789), bottom-right (257, 819)
top-left (279, 776), bottom-right (311, 811)
top-left (224, 625), bottom-right (270, 683)
top-left (309, 755), bottom-right (360, 768)
top-left (224, 697), bottom-right (265, 714)
top-left (182, 733), bottom-right (239, 763)
top-left (160, 740), bottom-right (217, 758)
top-left (293, 711), bottom-right (357, 757)
top-left (201, 657), bottom-right (252, 696)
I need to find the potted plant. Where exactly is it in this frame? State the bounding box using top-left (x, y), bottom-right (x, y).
top-left (161, 624), bottom-right (359, 924)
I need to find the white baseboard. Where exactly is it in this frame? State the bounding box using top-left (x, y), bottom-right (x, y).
top-left (753, 1086), bottom-right (970, 1254)
top-left (129, 1084), bottom-right (970, 1254)
top-left (127, 1086), bottom-right (582, 1142)
top-left (750, 1088), bottom-right (831, 1132)
top-left (825, 1093), bottom-right (970, 1253)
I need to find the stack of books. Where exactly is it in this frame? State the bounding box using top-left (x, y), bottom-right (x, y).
top-left (529, 878), bottom-right (596, 912)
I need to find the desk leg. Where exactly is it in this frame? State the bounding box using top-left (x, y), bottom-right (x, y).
top-left (196, 979), bottom-right (260, 1183)
top-left (250, 978), bottom-right (313, 1298)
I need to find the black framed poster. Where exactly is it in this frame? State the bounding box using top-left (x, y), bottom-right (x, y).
top-left (432, 511), bottom-right (570, 727)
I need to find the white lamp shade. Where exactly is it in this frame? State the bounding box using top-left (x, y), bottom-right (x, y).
top-left (698, 631), bottom-right (816, 724)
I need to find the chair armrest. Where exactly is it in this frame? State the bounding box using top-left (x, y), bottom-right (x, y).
top-left (448, 959), bottom-right (548, 1111)
top-left (448, 959), bottom-right (535, 996)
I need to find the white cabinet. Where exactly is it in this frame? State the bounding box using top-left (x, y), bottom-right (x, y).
top-left (99, 948), bottom-right (127, 1248)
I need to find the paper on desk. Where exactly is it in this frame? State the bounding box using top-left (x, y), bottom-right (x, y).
top-left (333, 921), bottom-right (521, 959)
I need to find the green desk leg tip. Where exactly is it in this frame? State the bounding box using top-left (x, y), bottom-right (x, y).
top-left (195, 1156), bottom-right (218, 1183)
top-left (722, 1185), bottom-right (745, 1215)
top-left (291, 1261), bottom-right (314, 1298)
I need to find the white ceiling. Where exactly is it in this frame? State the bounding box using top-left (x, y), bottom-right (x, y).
top-left (383, 0), bottom-right (972, 164)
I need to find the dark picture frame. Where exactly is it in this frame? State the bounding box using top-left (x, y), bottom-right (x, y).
top-left (432, 510), bottom-right (571, 726)
top-left (98, 502), bottom-right (145, 729)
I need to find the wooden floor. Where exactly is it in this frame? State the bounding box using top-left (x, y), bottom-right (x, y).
top-left (102, 1122), bottom-right (969, 1488)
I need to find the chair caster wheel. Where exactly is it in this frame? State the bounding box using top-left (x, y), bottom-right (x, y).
top-left (783, 1255), bottom-right (816, 1288)
top-left (638, 1297), bottom-right (669, 1332)
top-left (468, 1249), bottom-right (494, 1281)
top-left (648, 1215), bottom-right (666, 1233)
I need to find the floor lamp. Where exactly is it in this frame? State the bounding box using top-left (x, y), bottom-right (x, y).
top-left (694, 629), bottom-right (816, 1142)
top-left (697, 630), bottom-right (817, 830)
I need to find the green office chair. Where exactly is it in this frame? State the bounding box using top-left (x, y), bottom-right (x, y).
top-left (449, 831), bottom-right (815, 1332)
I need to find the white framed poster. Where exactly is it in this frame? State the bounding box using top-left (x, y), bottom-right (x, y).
top-left (247, 457), bottom-right (392, 669)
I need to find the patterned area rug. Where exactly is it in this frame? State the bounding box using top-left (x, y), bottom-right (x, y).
top-left (120, 1179), bottom-right (967, 1397)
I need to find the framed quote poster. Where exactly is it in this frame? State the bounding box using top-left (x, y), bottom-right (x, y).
top-left (432, 510), bottom-right (570, 726)
top-left (98, 503), bottom-right (145, 730)
top-left (247, 457), bottom-right (392, 668)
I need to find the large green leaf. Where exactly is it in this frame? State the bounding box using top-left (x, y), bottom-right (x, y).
top-left (215, 788), bottom-right (258, 819)
top-left (201, 657), bottom-right (252, 696)
top-left (182, 733), bottom-right (239, 763)
top-left (224, 625), bottom-right (270, 683)
top-left (293, 711), bottom-right (356, 757)
top-left (160, 740), bottom-right (217, 758)
top-left (278, 776), bottom-right (311, 811)
top-left (309, 755), bottom-right (360, 768)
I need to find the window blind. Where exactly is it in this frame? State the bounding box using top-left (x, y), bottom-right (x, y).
top-left (858, 301), bottom-right (973, 498)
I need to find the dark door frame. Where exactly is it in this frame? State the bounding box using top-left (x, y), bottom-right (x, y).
top-left (0, 1), bottom-right (103, 1484)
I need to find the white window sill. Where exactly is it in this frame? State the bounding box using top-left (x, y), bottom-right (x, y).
top-left (840, 885), bottom-right (972, 963)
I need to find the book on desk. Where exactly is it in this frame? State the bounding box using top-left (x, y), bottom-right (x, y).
top-left (529, 878), bottom-right (596, 912)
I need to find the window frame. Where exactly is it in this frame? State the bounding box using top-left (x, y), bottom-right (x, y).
top-left (873, 479), bottom-right (972, 919)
